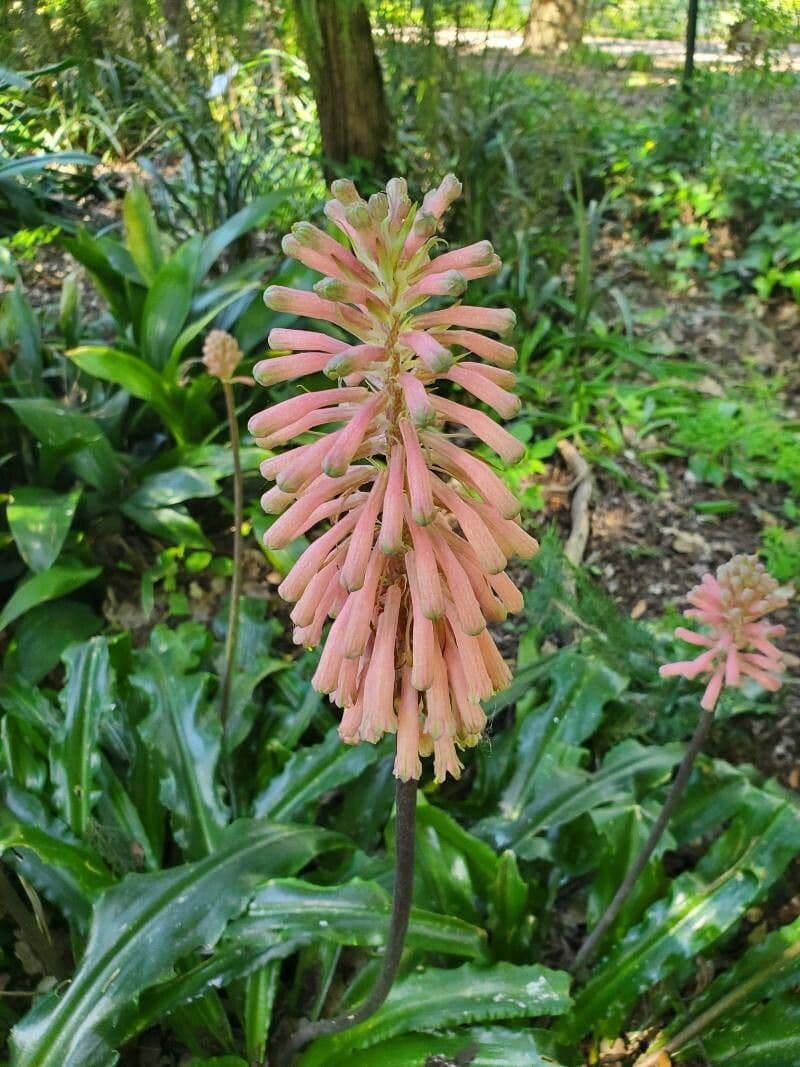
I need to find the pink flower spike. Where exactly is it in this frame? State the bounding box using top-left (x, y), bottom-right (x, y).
top-left (401, 419), bottom-right (436, 525)
top-left (660, 555), bottom-right (791, 711)
top-left (255, 176), bottom-right (531, 780)
top-left (378, 445), bottom-right (405, 555)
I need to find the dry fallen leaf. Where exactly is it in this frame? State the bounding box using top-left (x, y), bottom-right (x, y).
top-left (631, 599), bottom-right (648, 619)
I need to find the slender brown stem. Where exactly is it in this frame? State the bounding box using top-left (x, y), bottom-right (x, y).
top-left (0, 868), bottom-right (64, 979)
top-left (573, 709), bottom-right (715, 977)
top-left (220, 380), bottom-right (244, 818)
top-left (274, 779), bottom-right (418, 1066)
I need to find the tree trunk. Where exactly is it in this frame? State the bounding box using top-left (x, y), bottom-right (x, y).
top-left (523, 0), bottom-right (589, 51)
top-left (294, 0), bottom-right (390, 182)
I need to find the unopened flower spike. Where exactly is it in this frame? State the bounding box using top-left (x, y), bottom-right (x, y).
top-left (201, 329), bottom-right (252, 385)
top-left (251, 175), bottom-right (538, 782)
top-left (660, 554), bottom-right (792, 710)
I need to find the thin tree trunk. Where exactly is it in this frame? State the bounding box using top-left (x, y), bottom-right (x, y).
top-left (294, 0), bottom-right (390, 182)
top-left (523, 0), bottom-right (589, 51)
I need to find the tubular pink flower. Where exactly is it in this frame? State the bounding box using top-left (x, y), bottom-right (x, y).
top-left (253, 176), bottom-right (537, 779)
top-left (659, 555), bottom-right (792, 711)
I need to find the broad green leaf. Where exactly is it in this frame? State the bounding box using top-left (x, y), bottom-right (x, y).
top-left (0, 779), bottom-right (113, 925)
top-left (3, 283), bottom-right (42, 393)
top-left (0, 151), bottom-right (96, 179)
top-left (244, 959), bottom-right (280, 1067)
top-left (253, 727), bottom-right (386, 821)
top-left (196, 192), bottom-right (290, 281)
top-left (141, 242), bottom-right (197, 368)
top-left (233, 878), bottom-right (488, 959)
top-left (7, 486), bottom-right (81, 572)
top-left (342, 1027), bottom-right (568, 1066)
top-left (478, 740), bottom-right (682, 856)
top-left (127, 467), bottom-right (220, 509)
top-left (298, 962), bottom-right (571, 1064)
top-left (415, 799), bottom-right (499, 896)
top-left (692, 995), bottom-right (800, 1066)
top-left (122, 184), bottom-right (163, 285)
top-left (4, 398), bottom-right (107, 449)
top-left (0, 677), bottom-right (59, 735)
top-left (96, 757), bottom-right (159, 872)
top-left (562, 791), bottom-right (800, 1040)
top-left (652, 915), bottom-right (800, 1063)
top-left (496, 651), bottom-right (628, 819)
top-left (121, 503), bottom-right (211, 549)
top-left (586, 800), bottom-right (673, 945)
top-left (66, 346), bottom-right (185, 440)
top-left (132, 626), bottom-right (228, 858)
top-left (0, 562), bottom-right (101, 631)
top-left (51, 639), bottom-right (114, 838)
top-left (11, 600), bottom-right (102, 684)
top-left (489, 850), bottom-right (531, 960)
top-left (10, 819), bottom-right (344, 1067)
top-left (167, 282), bottom-right (261, 376)
top-left (125, 942), bottom-right (299, 1051)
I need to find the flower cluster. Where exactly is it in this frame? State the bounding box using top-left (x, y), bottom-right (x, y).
top-left (659, 555), bottom-right (791, 711)
top-left (249, 175), bottom-right (537, 782)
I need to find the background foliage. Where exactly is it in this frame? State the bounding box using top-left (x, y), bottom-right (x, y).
top-left (0, 1), bottom-right (798, 1065)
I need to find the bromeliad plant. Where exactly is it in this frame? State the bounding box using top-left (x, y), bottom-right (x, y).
top-left (250, 174), bottom-right (537, 1055)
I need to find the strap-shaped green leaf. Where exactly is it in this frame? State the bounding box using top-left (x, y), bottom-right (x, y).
top-left (339, 1026), bottom-right (568, 1067)
top-left (51, 638), bottom-right (114, 838)
top-left (0, 562), bottom-right (101, 631)
top-left (7, 486), bottom-right (82, 573)
top-left (298, 962), bottom-right (571, 1064)
top-left (253, 727), bottom-right (387, 822)
top-left (9, 820), bottom-right (344, 1067)
top-left (132, 626), bottom-right (228, 858)
top-left (563, 792), bottom-right (800, 1040)
top-left (232, 877), bottom-right (488, 959)
top-left (122, 184), bottom-right (163, 285)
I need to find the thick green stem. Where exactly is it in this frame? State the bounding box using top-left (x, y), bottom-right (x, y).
top-left (573, 708), bottom-right (715, 976)
top-left (220, 380), bottom-right (244, 817)
top-left (274, 779), bottom-right (418, 1066)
